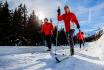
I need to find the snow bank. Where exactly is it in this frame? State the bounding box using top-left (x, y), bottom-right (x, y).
top-left (96, 32), bottom-right (104, 60)
top-left (88, 29), bottom-right (104, 60)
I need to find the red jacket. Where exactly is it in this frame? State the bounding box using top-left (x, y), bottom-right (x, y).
top-left (77, 32), bottom-right (84, 41)
top-left (41, 22), bottom-right (54, 36)
top-left (58, 12), bottom-right (79, 32)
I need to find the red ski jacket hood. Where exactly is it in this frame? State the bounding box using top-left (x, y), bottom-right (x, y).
top-left (57, 12), bottom-right (79, 32)
top-left (41, 22), bottom-right (54, 36)
top-left (77, 31), bottom-right (84, 41)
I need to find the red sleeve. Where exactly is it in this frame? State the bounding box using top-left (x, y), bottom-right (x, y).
top-left (57, 14), bottom-right (64, 21)
top-left (50, 23), bottom-right (54, 35)
top-left (82, 33), bottom-right (85, 39)
top-left (71, 13), bottom-right (79, 26)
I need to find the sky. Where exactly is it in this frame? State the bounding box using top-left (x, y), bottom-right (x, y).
top-left (1, 0), bottom-right (104, 32)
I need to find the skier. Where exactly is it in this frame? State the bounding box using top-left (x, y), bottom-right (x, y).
top-left (77, 30), bottom-right (85, 49)
top-left (41, 18), bottom-right (54, 51)
top-left (57, 5), bottom-right (80, 56)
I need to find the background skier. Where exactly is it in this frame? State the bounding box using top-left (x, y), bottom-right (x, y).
top-left (77, 30), bottom-right (85, 49)
top-left (57, 5), bottom-right (80, 56)
top-left (41, 18), bottom-right (54, 51)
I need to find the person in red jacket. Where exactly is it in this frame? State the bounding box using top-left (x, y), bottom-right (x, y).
top-left (77, 31), bottom-right (85, 49)
top-left (57, 5), bottom-right (80, 56)
top-left (41, 18), bottom-right (54, 51)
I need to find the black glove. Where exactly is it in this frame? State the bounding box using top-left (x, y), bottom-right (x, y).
top-left (57, 8), bottom-right (61, 15)
top-left (77, 24), bottom-right (80, 29)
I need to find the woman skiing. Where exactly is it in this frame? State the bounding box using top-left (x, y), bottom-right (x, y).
top-left (57, 5), bottom-right (80, 56)
top-left (41, 18), bottom-right (54, 51)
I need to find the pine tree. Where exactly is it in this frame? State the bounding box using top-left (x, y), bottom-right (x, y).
top-left (0, 1), bottom-right (12, 45)
top-left (26, 10), bottom-right (41, 45)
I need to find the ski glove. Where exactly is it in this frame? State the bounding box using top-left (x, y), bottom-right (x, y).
top-left (57, 8), bottom-right (61, 15)
top-left (77, 24), bottom-right (80, 29)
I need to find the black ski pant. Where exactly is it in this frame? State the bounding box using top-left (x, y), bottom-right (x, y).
top-left (45, 35), bottom-right (52, 50)
top-left (78, 40), bottom-right (84, 49)
top-left (66, 29), bottom-right (75, 56)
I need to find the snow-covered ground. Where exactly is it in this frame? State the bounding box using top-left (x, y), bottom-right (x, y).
top-left (0, 45), bottom-right (104, 70)
top-left (0, 31), bottom-right (104, 70)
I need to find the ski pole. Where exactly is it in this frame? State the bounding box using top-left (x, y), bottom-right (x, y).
top-left (55, 21), bottom-right (59, 55)
top-left (55, 0), bottom-right (60, 55)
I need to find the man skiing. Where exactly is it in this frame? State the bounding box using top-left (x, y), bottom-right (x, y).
top-left (57, 5), bottom-right (80, 56)
top-left (41, 18), bottom-right (54, 51)
top-left (77, 31), bottom-right (85, 49)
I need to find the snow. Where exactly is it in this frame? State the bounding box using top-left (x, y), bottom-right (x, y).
top-left (88, 29), bottom-right (104, 60)
top-left (0, 46), bottom-right (104, 70)
top-left (0, 30), bottom-right (104, 70)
